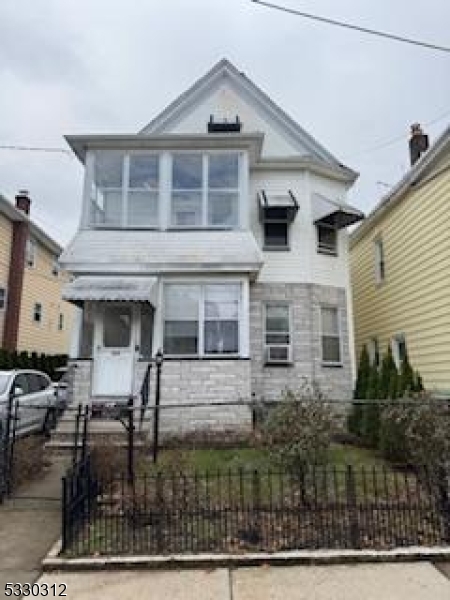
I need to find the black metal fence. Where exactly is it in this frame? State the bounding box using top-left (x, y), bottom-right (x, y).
top-left (61, 461), bottom-right (450, 556)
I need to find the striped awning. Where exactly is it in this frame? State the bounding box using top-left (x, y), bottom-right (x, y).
top-left (63, 276), bottom-right (158, 304)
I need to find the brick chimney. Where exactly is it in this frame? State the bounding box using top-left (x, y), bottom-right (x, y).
top-left (2, 191), bottom-right (31, 351)
top-left (409, 123), bottom-right (429, 166)
top-left (15, 189), bottom-right (31, 215)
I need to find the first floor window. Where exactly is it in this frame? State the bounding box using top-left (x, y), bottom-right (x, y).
top-left (0, 287), bottom-right (5, 309)
top-left (321, 306), bottom-right (341, 364)
top-left (264, 304), bottom-right (291, 363)
top-left (33, 302), bottom-right (42, 323)
top-left (392, 334), bottom-right (407, 368)
top-left (58, 313), bottom-right (64, 331)
top-left (317, 224), bottom-right (337, 255)
top-left (163, 283), bottom-right (240, 356)
top-left (368, 337), bottom-right (380, 368)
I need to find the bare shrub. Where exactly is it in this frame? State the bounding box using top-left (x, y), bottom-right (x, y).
top-left (12, 435), bottom-right (48, 488)
top-left (262, 382), bottom-right (334, 472)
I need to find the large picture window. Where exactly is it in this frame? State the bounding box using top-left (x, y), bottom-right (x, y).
top-left (171, 153), bottom-right (239, 228)
top-left (164, 283), bottom-right (240, 356)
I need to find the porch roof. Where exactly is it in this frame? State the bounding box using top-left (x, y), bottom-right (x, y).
top-left (62, 276), bottom-right (158, 304)
top-left (59, 230), bottom-right (263, 275)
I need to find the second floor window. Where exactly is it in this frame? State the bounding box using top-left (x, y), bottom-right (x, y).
top-left (26, 238), bottom-right (36, 267)
top-left (90, 152), bottom-right (159, 228)
top-left (374, 237), bottom-right (385, 283)
top-left (317, 223), bottom-right (337, 256)
top-left (171, 153), bottom-right (239, 228)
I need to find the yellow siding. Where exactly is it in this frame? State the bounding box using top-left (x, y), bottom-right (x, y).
top-left (17, 241), bottom-right (75, 355)
top-left (350, 165), bottom-right (450, 393)
top-left (0, 213), bottom-right (13, 342)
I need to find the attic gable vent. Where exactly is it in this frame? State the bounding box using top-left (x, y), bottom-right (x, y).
top-left (208, 115), bottom-right (242, 133)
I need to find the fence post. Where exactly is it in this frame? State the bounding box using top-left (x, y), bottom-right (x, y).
top-left (127, 396), bottom-right (135, 485)
top-left (72, 404), bottom-right (82, 467)
top-left (346, 465), bottom-right (360, 549)
top-left (61, 476), bottom-right (68, 553)
top-left (252, 469), bottom-right (261, 540)
top-left (152, 350), bottom-right (163, 464)
top-left (438, 465), bottom-right (450, 543)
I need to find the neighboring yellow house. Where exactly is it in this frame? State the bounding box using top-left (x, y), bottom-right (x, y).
top-left (0, 191), bottom-right (76, 355)
top-left (350, 124), bottom-right (450, 395)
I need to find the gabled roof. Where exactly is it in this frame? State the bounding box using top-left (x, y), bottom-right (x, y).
top-left (139, 59), bottom-right (357, 182)
top-left (351, 124), bottom-right (450, 246)
top-left (0, 194), bottom-right (62, 256)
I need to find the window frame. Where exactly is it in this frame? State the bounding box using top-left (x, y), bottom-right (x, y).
top-left (320, 305), bottom-right (342, 366)
top-left (89, 151), bottom-right (161, 230)
top-left (170, 152), bottom-right (241, 230)
top-left (33, 302), bottom-right (42, 324)
top-left (58, 312), bottom-right (64, 331)
top-left (374, 237), bottom-right (386, 284)
top-left (392, 334), bottom-right (407, 369)
top-left (0, 287), bottom-right (6, 310)
top-left (316, 223), bottom-right (338, 256)
top-left (263, 221), bottom-right (290, 251)
top-left (368, 337), bottom-right (380, 368)
top-left (263, 303), bottom-right (292, 365)
top-left (25, 238), bottom-right (36, 268)
top-left (163, 282), bottom-right (242, 358)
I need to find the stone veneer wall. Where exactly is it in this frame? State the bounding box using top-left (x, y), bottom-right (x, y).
top-left (250, 283), bottom-right (352, 402)
top-left (68, 359), bottom-right (93, 406)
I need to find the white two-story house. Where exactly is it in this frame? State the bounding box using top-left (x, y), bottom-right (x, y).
top-left (60, 59), bottom-right (363, 433)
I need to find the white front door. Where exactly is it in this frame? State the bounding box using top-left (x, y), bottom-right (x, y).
top-left (92, 304), bottom-right (136, 397)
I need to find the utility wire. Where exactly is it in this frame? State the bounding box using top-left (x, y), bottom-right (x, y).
top-left (251, 0), bottom-right (450, 54)
top-left (0, 144), bottom-right (71, 155)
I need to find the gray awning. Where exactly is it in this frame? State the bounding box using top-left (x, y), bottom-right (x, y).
top-left (312, 193), bottom-right (364, 228)
top-left (258, 190), bottom-right (299, 223)
top-left (63, 276), bottom-right (158, 304)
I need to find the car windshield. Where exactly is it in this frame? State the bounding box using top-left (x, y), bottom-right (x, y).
top-left (0, 372), bottom-right (12, 395)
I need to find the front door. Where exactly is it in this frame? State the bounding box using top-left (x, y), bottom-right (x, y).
top-left (92, 304), bottom-right (135, 397)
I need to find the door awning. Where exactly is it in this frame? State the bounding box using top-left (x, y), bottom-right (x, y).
top-left (312, 193), bottom-right (364, 228)
top-left (62, 276), bottom-right (158, 305)
top-left (258, 190), bottom-right (299, 223)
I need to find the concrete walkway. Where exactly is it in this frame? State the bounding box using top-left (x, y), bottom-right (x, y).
top-left (36, 563), bottom-right (450, 599)
top-left (0, 457), bottom-right (67, 594)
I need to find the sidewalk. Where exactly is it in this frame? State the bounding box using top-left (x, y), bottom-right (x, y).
top-left (36, 563), bottom-right (449, 599)
top-left (0, 457), bottom-right (67, 594)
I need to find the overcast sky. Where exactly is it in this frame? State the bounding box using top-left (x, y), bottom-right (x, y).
top-left (0, 0), bottom-right (449, 246)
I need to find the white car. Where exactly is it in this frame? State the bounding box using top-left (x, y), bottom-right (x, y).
top-left (0, 369), bottom-right (58, 438)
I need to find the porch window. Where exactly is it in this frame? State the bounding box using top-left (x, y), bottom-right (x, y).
top-left (163, 283), bottom-right (240, 356)
top-left (321, 306), bottom-right (341, 364)
top-left (90, 152), bottom-right (159, 228)
top-left (79, 304), bottom-right (95, 358)
top-left (171, 153), bottom-right (239, 228)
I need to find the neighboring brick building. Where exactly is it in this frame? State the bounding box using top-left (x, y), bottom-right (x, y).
top-left (0, 191), bottom-right (75, 355)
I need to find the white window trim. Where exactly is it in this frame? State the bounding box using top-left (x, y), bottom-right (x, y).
top-left (391, 334), bottom-right (406, 369)
top-left (368, 337), bottom-right (380, 368)
top-left (319, 305), bottom-right (343, 366)
top-left (0, 286), bottom-right (6, 310)
top-left (374, 237), bottom-right (385, 284)
top-left (169, 151), bottom-right (242, 230)
top-left (161, 278), bottom-right (247, 358)
top-left (26, 238), bottom-right (36, 268)
top-left (263, 302), bottom-right (293, 365)
top-left (33, 302), bottom-right (43, 324)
